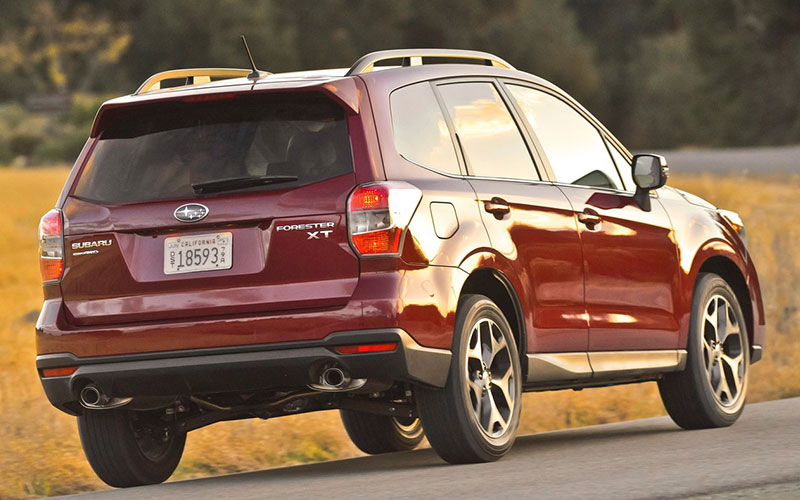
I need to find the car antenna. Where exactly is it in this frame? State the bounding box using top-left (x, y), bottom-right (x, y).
top-left (240, 35), bottom-right (269, 80)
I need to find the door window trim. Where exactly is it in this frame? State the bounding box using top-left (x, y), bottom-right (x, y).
top-left (430, 77), bottom-right (546, 183)
top-left (499, 78), bottom-right (634, 194)
top-left (383, 74), bottom-right (640, 193)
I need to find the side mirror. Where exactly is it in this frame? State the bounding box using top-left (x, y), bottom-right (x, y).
top-left (631, 154), bottom-right (669, 211)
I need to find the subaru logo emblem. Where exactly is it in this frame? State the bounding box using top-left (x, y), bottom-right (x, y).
top-left (174, 203), bottom-right (209, 223)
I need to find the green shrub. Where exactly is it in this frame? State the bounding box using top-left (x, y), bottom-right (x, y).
top-left (0, 95), bottom-right (104, 166)
top-left (34, 129), bottom-right (87, 164)
top-left (9, 131), bottom-right (44, 157)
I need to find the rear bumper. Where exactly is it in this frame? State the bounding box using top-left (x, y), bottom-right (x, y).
top-left (36, 328), bottom-right (450, 416)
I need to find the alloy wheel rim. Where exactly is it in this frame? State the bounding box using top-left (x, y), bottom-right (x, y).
top-left (392, 417), bottom-right (423, 439)
top-left (702, 294), bottom-right (747, 408)
top-left (464, 318), bottom-right (516, 438)
top-left (130, 413), bottom-right (174, 462)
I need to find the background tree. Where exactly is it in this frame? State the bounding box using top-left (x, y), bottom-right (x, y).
top-left (0, 1), bottom-right (130, 96)
top-left (0, 0), bottom-right (798, 157)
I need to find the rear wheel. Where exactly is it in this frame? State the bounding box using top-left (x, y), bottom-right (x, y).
top-left (658, 273), bottom-right (750, 429)
top-left (339, 410), bottom-right (424, 454)
top-left (78, 409), bottom-right (185, 487)
top-left (416, 294), bottom-right (522, 463)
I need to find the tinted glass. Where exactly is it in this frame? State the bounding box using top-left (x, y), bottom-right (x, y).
top-left (437, 82), bottom-right (537, 180)
top-left (390, 83), bottom-right (460, 175)
top-left (605, 138), bottom-right (634, 191)
top-left (74, 93), bottom-right (352, 204)
top-left (508, 85), bottom-right (623, 189)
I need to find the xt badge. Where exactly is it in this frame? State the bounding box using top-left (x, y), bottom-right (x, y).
top-left (307, 230), bottom-right (332, 239)
top-left (275, 221), bottom-right (335, 240)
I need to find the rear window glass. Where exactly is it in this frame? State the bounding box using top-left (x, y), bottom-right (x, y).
top-left (74, 93), bottom-right (353, 204)
top-left (390, 82), bottom-right (461, 175)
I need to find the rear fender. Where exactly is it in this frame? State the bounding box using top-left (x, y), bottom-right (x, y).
top-left (459, 250), bottom-right (531, 352)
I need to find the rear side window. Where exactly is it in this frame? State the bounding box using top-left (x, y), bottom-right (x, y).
top-left (390, 83), bottom-right (461, 175)
top-left (507, 85), bottom-right (623, 190)
top-left (437, 82), bottom-right (537, 181)
top-left (74, 93), bottom-right (352, 204)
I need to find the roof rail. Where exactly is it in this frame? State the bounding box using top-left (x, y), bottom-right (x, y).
top-left (346, 49), bottom-right (514, 76)
top-left (134, 68), bottom-right (253, 95)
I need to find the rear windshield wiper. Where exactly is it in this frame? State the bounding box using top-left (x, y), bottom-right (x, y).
top-left (192, 175), bottom-right (298, 194)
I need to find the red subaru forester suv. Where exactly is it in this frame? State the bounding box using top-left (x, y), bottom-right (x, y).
top-left (36, 49), bottom-right (765, 487)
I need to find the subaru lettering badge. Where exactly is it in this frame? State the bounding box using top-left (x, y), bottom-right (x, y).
top-left (173, 203), bottom-right (209, 223)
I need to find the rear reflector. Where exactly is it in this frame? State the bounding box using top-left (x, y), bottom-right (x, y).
top-left (41, 366), bottom-right (77, 378)
top-left (38, 209), bottom-right (64, 283)
top-left (334, 343), bottom-right (398, 355)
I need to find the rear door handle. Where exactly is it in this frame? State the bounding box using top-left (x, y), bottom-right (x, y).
top-left (578, 209), bottom-right (602, 227)
top-left (484, 198), bottom-right (510, 218)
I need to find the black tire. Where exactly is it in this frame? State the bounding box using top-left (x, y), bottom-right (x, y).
top-left (416, 294), bottom-right (522, 464)
top-left (339, 411), bottom-right (424, 454)
top-left (78, 409), bottom-right (186, 488)
top-left (658, 273), bottom-right (750, 429)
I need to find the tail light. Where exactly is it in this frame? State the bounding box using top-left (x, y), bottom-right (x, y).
top-left (347, 182), bottom-right (422, 256)
top-left (38, 209), bottom-right (64, 283)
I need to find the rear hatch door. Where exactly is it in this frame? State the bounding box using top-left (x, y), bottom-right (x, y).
top-left (61, 91), bottom-right (359, 326)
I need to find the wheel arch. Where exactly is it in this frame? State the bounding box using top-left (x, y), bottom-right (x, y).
top-left (458, 267), bottom-right (527, 378)
top-left (696, 254), bottom-right (754, 352)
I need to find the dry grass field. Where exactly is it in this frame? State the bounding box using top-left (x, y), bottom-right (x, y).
top-left (0, 168), bottom-right (798, 499)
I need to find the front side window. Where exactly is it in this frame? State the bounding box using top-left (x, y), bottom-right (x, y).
top-left (437, 82), bottom-right (538, 180)
top-left (507, 85), bottom-right (623, 190)
top-left (390, 82), bottom-right (461, 175)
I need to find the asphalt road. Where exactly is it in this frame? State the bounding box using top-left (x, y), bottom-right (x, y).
top-left (652, 145), bottom-right (800, 174)
top-left (60, 397), bottom-right (800, 500)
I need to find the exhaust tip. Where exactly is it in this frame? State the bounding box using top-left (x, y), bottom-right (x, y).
top-left (308, 365), bottom-right (366, 392)
top-left (78, 385), bottom-right (132, 410)
top-left (322, 367), bottom-right (346, 388)
top-left (80, 385), bottom-right (102, 406)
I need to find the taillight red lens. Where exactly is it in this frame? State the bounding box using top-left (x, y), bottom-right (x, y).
top-left (38, 209), bottom-right (64, 283)
top-left (334, 343), bottom-right (398, 355)
top-left (349, 186), bottom-right (389, 211)
top-left (347, 182), bottom-right (421, 256)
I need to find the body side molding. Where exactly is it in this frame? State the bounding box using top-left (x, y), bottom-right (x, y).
top-left (526, 350), bottom-right (688, 384)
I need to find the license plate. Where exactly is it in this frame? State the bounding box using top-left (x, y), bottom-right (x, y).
top-left (164, 232), bottom-right (232, 275)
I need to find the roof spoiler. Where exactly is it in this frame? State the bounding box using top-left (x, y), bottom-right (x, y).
top-left (90, 78), bottom-right (360, 138)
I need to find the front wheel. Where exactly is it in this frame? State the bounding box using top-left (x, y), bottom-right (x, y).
top-left (78, 409), bottom-right (186, 487)
top-left (658, 273), bottom-right (750, 429)
top-left (416, 294), bottom-right (522, 463)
